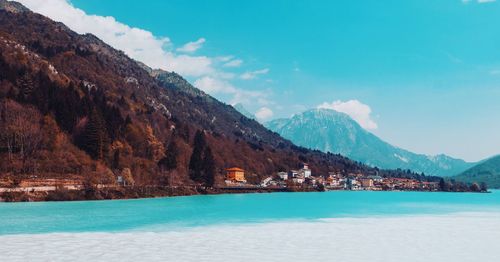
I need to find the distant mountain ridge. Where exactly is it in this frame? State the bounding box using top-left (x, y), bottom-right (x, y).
top-left (265, 109), bottom-right (475, 177)
top-left (453, 155), bottom-right (500, 188)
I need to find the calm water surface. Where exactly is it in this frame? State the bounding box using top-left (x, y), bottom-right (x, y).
top-left (1, 190), bottom-right (499, 235)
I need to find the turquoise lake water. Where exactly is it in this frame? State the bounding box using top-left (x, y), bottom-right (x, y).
top-left (1, 190), bottom-right (499, 235)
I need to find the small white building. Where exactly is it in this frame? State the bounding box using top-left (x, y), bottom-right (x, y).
top-left (261, 176), bottom-right (273, 187)
top-left (347, 178), bottom-right (361, 190)
top-left (278, 171), bottom-right (288, 180)
top-left (292, 177), bottom-right (305, 184)
top-left (368, 175), bottom-right (384, 183)
top-left (300, 163), bottom-right (312, 178)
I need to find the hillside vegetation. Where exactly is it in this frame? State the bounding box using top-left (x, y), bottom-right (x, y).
top-left (454, 156), bottom-right (500, 189)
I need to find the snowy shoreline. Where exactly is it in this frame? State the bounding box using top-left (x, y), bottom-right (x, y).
top-left (1, 212), bottom-right (499, 262)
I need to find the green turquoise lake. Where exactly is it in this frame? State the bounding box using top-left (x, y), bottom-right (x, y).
top-left (1, 190), bottom-right (499, 235)
top-left (1, 191), bottom-right (500, 262)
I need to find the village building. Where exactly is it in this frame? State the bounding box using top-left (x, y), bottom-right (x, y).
top-left (421, 181), bottom-right (439, 191)
top-left (226, 167), bottom-right (246, 183)
top-left (292, 175), bottom-right (305, 184)
top-left (288, 170), bottom-right (300, 179)
top-left (346, 177), bottom-right (360, 190)
top-left (293, 178), bottom-right (304, 184)
top-left (300, 163), bottom-right (312, 178)
top-left (360, 178), bottom-right (374, 188)
top-left (368, 175), bottom-right (384, 183)
top-left (261, 176), bottom-right (273, 187)
top-left (116, 175), bottom-right (124, 185)
top-left (278, 171), bottom-right (288, 180)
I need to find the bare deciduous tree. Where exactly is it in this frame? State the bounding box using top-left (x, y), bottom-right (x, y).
top-left (0, 99), bottom-right (43, 174)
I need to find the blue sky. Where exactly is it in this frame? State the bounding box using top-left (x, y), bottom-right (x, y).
top-left (19, 0), bottom-right (500, 161)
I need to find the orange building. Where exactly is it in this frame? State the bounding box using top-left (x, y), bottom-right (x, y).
top-left (360, 178), bottom-right (374, 188)
top-left (226, 167), bottom-right (246, 182)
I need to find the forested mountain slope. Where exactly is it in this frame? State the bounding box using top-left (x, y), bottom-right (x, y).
top-left (454, 155), bottom-right (500, 189)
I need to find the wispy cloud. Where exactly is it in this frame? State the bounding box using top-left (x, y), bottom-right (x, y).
top-left (255, 107), bottom-right (274, 121)
top-left (489, 69), bottom-right (500, 75)
top-left (318, 100), bottom-right (378, 130)
top-left (462, 0), bottom-right (497, 4)
top-left (176, 38), bottom-right (206, 53)
top-left (194, 76), bottom-right (269, 106)
top-left (241, 68), bottom-right (270, 80)
top-left (223, 59), bottom-right (243, 68)
top-left (194, 76), bottom-right (237, 94)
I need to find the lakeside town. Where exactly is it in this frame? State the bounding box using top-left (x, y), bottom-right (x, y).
top-left (2, 160), bottom-right (487, 202)
top-left (224, 163), bottom-right (440, 192)
top-left (0, 164), bottom-right (436, 202)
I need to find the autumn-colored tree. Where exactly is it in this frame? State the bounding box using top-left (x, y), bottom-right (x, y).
top-left (121, 167), bottom-right (135, 186)
top-left (144, 125), bottom-right (164, 161)
top-left (0, 99), bottom-right (42, 173)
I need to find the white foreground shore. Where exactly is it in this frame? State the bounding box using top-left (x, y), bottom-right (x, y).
top-left (1, 212), bottom-right (499, 262)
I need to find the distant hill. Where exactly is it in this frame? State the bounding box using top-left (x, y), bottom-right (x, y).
top-left (454, 155), bottom-right (500, 188)
top-left (265, 109), bottom-right (474, 177)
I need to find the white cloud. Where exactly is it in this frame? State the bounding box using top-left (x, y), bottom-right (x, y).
top-left (176, 38), bottom-right (206, 53)
top-left (255, 107), bottom-right (274, 121)
top-left (194, 76), bottom-right (237, 94)
top-left (17, 0), bottom-right (275, 110)
top-left (224, 59), bottom-right (243, 68)
top-left (16, 0), bottom-right (214, 77)
top-left (193, 76), bottom-right (269, 107)
top-left (318, 100), bottom-right (378, 130)
top-left (241, 68), bottom-right (270, 80)
top-left (230, 89), bottom-right (269, 106)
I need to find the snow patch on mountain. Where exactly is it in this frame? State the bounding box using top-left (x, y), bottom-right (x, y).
top-left (394, 154), bottom-right (409, 163)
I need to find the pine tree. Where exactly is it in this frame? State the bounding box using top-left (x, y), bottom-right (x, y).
top-left (202, 146), bottom-right (216, 187)
top-left (480, 182), bottom-right (488, 192)
top-left (158, 140), bottom-right (178, 171)
top-left (78, 108), bottom-right (109, 159)
top-left (112, 149), bottom-right (120, 169)
top-left (189, 130), bottom-right (206, 183)
top-left (439, 178), bottom-right (451, 192)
